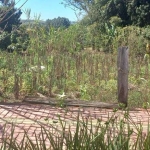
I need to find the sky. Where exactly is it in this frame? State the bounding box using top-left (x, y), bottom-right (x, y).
top-left (16, 0), bottom-right (80, 21)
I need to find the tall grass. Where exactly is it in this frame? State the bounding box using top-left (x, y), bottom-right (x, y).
top-left (0, 24), bottom-right (150, 107)
top-left (0, 50), bottom-right (150, 107)
top-left (0, 108), bottom-right (150, 150)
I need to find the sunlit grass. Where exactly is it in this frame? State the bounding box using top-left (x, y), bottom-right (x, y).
top-left (0, 108), bottom-right (150, 150)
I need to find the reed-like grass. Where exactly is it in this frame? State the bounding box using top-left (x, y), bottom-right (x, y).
top-left (0, 49), bottom-right (150, 108)
top-left (0, 24), bottom-right (150, 108)
top-left (0, 108), bottom-right (150, 150)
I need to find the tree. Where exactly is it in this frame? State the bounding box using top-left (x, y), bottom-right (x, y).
top-left (62, 0), bottom-right (107, 24)
top-left (46, 17), bottom-right (71, 29)
top-left (127, 0), bottom-right (150, 27)
top-left (105, 0), bottom-right (129, 26)
top-left (0, 0), bottom-right (22, 33)
top-left (106, 0), bottom-right (150, 27)
top-left (63, 0), bottom-right (150, 27)
top-left (0, 0), bottom-right (28, 51)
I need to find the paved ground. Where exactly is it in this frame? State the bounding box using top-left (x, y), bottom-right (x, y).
top-left (0, 103), bottom-right (150, 148)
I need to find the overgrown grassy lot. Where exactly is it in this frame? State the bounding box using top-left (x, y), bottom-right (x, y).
top-left (1, 50), bottom-right (150, 108)
top-left (0, 25), bottom-right (150, 108)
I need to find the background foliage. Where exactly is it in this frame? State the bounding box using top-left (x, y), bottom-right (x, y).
top-left (45, 17), bottom-right (71, 29)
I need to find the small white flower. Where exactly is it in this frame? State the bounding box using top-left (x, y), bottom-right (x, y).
top-left (57, 92), bottom-right (66, 99)
top-left (29, 65), bottom-right (45, 72)
top-left (12, 46), bottom-right (15, 50)
top-left (140, 78), bottom-right (147, 82)
top-left (40, 66), bottom-right (45, 70)
top-left (29, 66), bottom-right (37, 71)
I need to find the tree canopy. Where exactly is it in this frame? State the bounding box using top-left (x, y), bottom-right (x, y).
top-left (0, 0), bottom-right (22, 32)
top-left (45, 17), bottom-right (71, 29)
top-left (63, 0), bottom-right (150, 27)
top-left (0, 0), bottom-right (29, 51)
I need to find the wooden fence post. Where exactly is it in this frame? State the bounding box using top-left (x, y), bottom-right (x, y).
top-left (117, 47), bottom-right (129, 107)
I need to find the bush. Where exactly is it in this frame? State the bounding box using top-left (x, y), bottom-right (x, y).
top-left (115, 26), bottom-right (147, 56)
top-left (0, 31), bottom-right (11, 50)
top-left (0, 25), bottom-right (29, 52)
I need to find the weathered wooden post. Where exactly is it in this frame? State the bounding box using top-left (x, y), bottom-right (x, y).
top-left (117, 47), bottom-right (129, 107)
